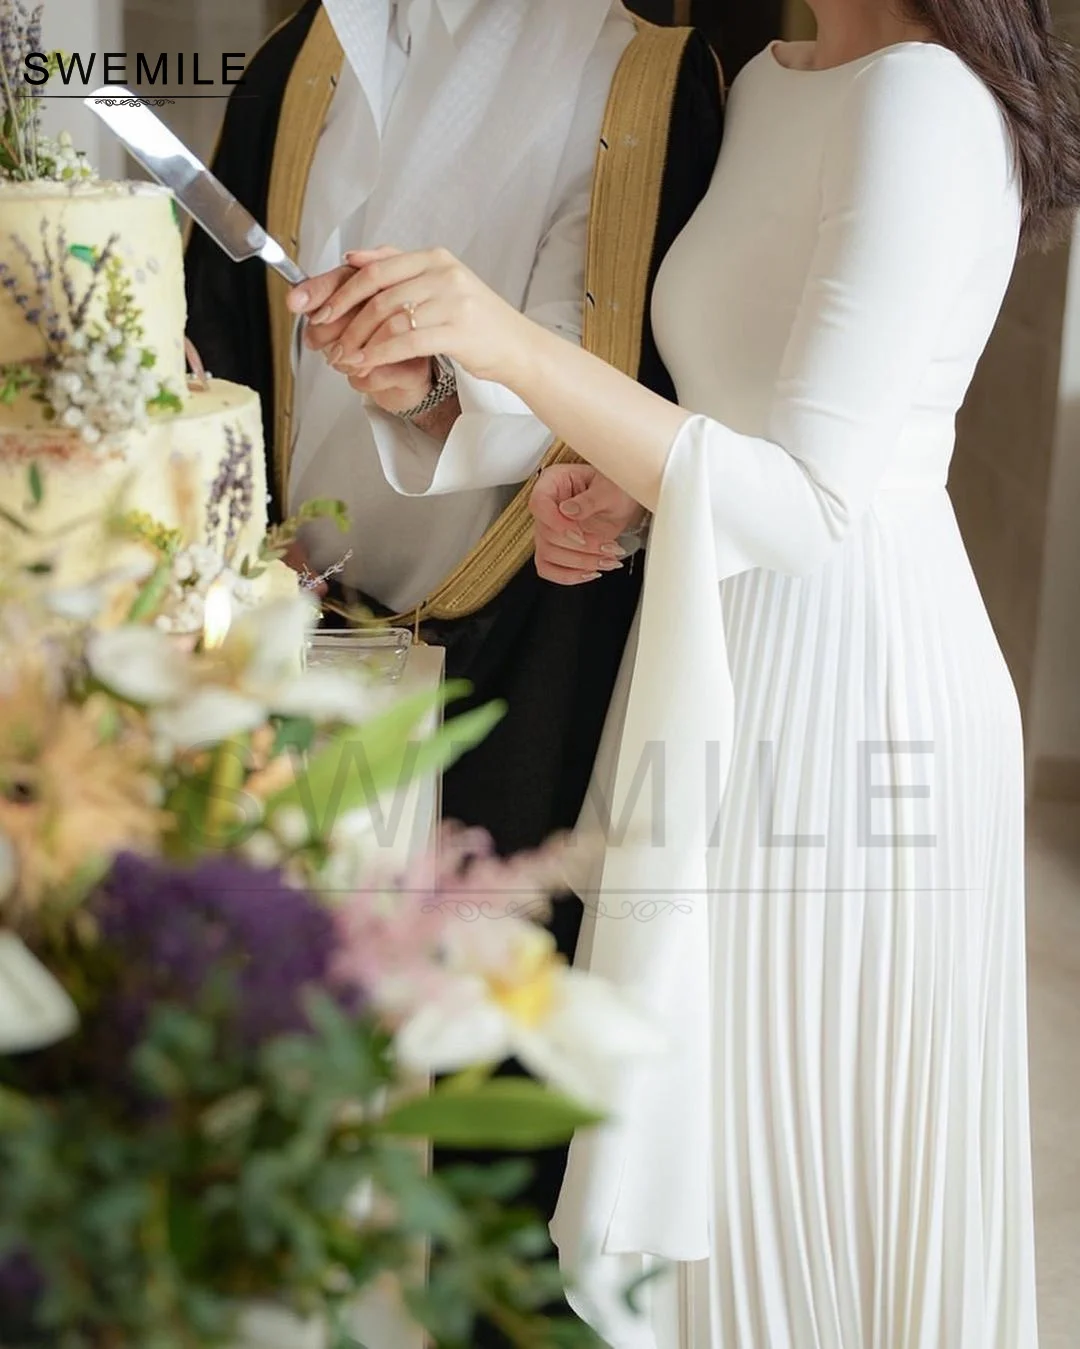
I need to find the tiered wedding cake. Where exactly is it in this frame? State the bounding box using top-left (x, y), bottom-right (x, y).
top-left (0, 177), bottom-right (286, 624)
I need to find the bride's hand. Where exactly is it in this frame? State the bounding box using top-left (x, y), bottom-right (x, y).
top-left (530, 465), bottom-right (645, 586)
top-left (317, 247), bottom-right (532, 386)
top-left (287, 253), bottom-right (435, 414)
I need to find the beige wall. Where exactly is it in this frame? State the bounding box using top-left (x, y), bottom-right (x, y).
top-left (40, 0), bottom-right (124, 178)
top-left (1030, 221), bottom-right (1080, 796)
top-left (123, 0), bottom-right (270, 163)
top-left (951, 247), bottom-right (1071, 724)
top-left (952, 1), bottom-right (1080, 794)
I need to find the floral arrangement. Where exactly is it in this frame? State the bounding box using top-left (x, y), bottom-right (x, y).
top-left (0, 227), bottom-right (183, 441)
top-left (0, 4), bottom-right (95, 183)
top-left (115, 427), bottom-right (341, 637)
top-left (0, 467), bottom-right (654, 1349)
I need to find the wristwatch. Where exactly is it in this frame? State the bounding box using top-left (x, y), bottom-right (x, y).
top-left (397, 355), bottom-right (458, 423)
top-left (618, 512), bottom-right (651, 558)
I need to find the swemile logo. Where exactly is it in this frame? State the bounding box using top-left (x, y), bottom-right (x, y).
top-left (22, 52), bottom-right (246, 88)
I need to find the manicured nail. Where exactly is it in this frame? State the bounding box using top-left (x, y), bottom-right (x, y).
top-left (560, 501), bottom-right (582, 518)
top-left (566, 529), bottom-right (587, 546)
top-left (311, 305), bottom-right (334, 324)
top-left (598, 560), bottom-right (623, 571)
top-left (581, 571), bottom-right (601, 581)
top-left (601, 542), bottom-right (626, 557)
top-left (291, 288), bottom-right (309, 309)
top-left (327, 343), bottom-right (344, 364)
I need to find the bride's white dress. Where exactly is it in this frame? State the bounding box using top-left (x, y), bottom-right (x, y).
top-left (554, 41), bottom-right (1039, 1349)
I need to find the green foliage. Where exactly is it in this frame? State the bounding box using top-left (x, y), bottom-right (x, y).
top-left (382, 1078), bottom-right (602, 1149)
top-left (263, 683), bottom-right (505, 844)
top-left (125, 561), bottom-right (174, 623)
top-left (261, 499), bottom-right (351, 562)
top-left (0, 363), bottom-right (42, 407)
top-left (0, 987), bottom-right (601, 1349)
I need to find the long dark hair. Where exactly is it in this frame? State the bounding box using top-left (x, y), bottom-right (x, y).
top-left (904, 0), bottom-right (1080, 249)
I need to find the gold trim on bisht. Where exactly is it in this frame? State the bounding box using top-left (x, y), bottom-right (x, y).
top-left (266, 14), bottom-right (698, 622)
top-left (267, 5), bottom-right (344, 511)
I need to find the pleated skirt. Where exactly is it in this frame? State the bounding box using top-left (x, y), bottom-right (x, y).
top-left (652, 489), bottom-right (1038, 1349)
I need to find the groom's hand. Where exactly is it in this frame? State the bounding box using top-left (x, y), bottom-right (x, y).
top-left (530, 465), bottom-right (644, 586)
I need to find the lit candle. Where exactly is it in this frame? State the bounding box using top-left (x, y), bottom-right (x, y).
top-left (202, 578), bottom-right (233, 652)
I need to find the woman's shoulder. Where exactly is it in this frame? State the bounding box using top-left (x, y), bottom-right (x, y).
top-left (851, 44), bottom-right (1006, 142)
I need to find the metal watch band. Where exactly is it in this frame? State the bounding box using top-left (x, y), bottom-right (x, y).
top-left (398, 355), bottom-right (458, 423)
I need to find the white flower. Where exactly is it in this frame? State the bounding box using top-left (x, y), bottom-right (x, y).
top-left (151, 686), bottom-right (267, 750)
top-left (241, 831), bottom-right (283, 869)
top-left (0, 835), bottom-right (15, 901)
top-left (45, 558), bottom-right (155, 623)
top-left (271, 668), bottom-right (371, 724)
top-left (60, 406), bottom-right (84, 429)
top-left (87, 597), bottom-right (370, 751)
top-left (394, 920), bottom-right (665, 1108)
top-left (0, 932), bottom-right (79, 1055)
top-left (172, 550), bottom-right (196, 583)
top-left (273, 806), bottom-right (310, 850)
top-left (86, 625), bottom-right (190, 704)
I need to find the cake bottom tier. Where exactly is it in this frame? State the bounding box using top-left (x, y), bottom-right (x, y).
top-left (0, 379), bottom-right (275, 590)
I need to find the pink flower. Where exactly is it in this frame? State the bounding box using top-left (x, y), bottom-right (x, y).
top-left (331, 824), bottom-right (589, 1023)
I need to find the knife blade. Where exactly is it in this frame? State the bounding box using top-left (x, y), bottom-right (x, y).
top-left (84, 85), bottom-right (307, 287)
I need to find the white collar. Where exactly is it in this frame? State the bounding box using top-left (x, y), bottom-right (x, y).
top-left (391, 0), bottom-right (480, 45)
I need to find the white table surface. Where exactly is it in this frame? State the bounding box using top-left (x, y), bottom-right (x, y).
top-left (362, 642), bottom-right (445, 872)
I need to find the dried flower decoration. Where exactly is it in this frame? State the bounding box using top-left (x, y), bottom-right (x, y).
top-left (0, 227), bottom-right (182, 442)
top-left (0, 5), bottom-right (95, 183)
top-left (205, 425), bottom-right (255, 561)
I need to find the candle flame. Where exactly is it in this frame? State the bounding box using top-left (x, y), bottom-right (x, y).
top-left (202, 579), bottom-right (233, 651)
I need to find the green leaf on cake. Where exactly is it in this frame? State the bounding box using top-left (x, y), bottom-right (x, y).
top-left (148, 387), bottom-right (183, 415)
top-left (0, 363), bottom-right (41, 406)
top-left (27, 463), bottom-right (44, 508)
top-left (171, 199), bottom-right (183, 231)
top-left (68, 243), bottom-right (98, 267)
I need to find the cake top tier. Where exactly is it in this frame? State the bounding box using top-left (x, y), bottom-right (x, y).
top-left (0, 178), bottom-right (188, 438)
top-left (0, 179), bottom-right (167, 200)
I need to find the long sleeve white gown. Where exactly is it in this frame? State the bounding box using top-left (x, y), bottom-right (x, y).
top-left (550, 40), bottom-right (1039, 1349)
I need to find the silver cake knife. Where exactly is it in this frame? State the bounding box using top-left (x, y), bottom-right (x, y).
top-left (84, 85), bottom-right (307, 286)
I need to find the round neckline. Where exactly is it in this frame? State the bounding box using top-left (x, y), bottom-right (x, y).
top-left (767, 38), bottom-right (942, 75)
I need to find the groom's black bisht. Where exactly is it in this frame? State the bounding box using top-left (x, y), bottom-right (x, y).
top-left (185, 0), bottom-right (723, 1286)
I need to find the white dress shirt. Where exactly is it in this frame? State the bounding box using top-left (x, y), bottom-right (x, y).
top-left (290, 0), bottom-right (633, 612)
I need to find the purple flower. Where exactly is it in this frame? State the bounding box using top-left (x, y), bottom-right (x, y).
top-left (0, 1250), bottom-right (44, 1341)
top-left (205, 425), bottom-right (255, 552)
top-left (92, 854), bottom-right (357, 1056)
